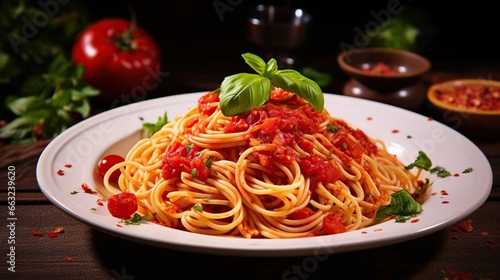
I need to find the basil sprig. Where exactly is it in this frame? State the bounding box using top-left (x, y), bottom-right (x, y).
top-left (217, 53), bottom-right (324, 116)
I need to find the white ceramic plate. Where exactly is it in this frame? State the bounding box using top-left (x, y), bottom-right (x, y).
top-left (37, 92), bottom-right (492, 257)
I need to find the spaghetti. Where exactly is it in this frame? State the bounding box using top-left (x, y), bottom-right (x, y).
top-left (102, 89), bottom-right (426, 238)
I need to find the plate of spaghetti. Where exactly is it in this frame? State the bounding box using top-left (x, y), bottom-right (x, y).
top-left (37, 54), bottom-right (492, 256)
top-left (36, 90), bottom-right (492, 256)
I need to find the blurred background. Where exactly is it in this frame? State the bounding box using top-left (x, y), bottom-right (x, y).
top-left (88, 0), bottom-right (498, 93)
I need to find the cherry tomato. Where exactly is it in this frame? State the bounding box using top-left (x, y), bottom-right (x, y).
top-left (107, 192), bottom-right (138, 219)
top-left (72, 18), bottom-right (161, 103)
top-left (97, 154), bottom-right (125, 182)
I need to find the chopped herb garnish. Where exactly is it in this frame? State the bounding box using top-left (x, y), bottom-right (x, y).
top-left (405, 151), bottom-right (432, 171)
top-left (70, 191), bottom-right (78, 195)
top-left (186, 144), bottom-right (193, 154)
top-left (463, 167), bottom-right (474, 173)
top-left (374, 189), bottom-right (423, 224)
top-left (140, 112), bottom-right (169, 138)
top-left (327, 123), bottom-right (338, 133)
top-left (342, 142), bottom-right (348, 150)
top-left (430, 166), bottom-right (452, 178)
top-left (122, 213), bottom-right (150, 225)
top-left (406, 135), bottom-right (412, 139)
top-left (193, 204), bottom-right (203, 212)
top-left (191, 168), bottom-right (198, 179)
top-left (204, 158), bottom-right (216, 168)
top-left (90, 208), bottom-right (97, 211)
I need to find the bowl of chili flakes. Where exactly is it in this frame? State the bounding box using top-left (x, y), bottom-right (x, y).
top-left (427, 79), bottom-right (500, 139)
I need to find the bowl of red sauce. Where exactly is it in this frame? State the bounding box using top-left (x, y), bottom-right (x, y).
top-left (427, 79), bottom-right (500, 139)
top-left (337, 48), bottom-right (431, 110)
top-left (338, 47), bottom-right (431, 91)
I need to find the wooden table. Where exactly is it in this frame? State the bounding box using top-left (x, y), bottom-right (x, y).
top-left (1, 52), bottom-right (499, 280)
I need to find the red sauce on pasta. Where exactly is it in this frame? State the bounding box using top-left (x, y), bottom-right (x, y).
top-left (170, 89), bottom-right (377, 189)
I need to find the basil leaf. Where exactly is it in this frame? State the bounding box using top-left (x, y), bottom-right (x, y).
top-left (264, 58), bottom-right (278, 78)
top-left (271, 69), bottom-right (324, 112)
top-left (405, 151), bottom-right (432, 171)
top-left (219, 73), bottom-right (271, 116)
top-left (241, 53), bottom-right (267, 76)
top-left (374, 189), bottom-right (423, 224)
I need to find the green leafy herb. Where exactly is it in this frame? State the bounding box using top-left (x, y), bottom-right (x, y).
top-left (191, 168), bottom-right (198, 179)
top-left (185, 143), bottom-right (193, 154)
top-left (216, 53), bottom-right (324, 116)
top-left (122, 213), bottom-right (150, 225)
top-left (327, 123), bottom-right (338, 133)
top-left (430, 166), bottom-right (451, 178)
top-left (374, 189), bottom-right (423, 224)
top-left (204, 157), bottom-right (216, 168)
top-left (0, 0), bottom-right (93, 144)
top-left (463, 167), bottom-right (473, 173)
top-left (193, 204), bottom-right (203, 212)
top-left (405, 151), bottom-right (432, 171)
top-left (141, 112), bottom-right (169, 138)
top-left (0, 54), bottom-right (99, 144)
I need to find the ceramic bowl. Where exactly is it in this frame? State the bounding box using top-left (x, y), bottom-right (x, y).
top-left (338, 48), bottom-right (431, 91)
top-left (427, 79), bottom-right (500, 139)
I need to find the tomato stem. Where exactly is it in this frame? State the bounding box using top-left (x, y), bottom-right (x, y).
top-left (117, 6), bottom-right (137, 51)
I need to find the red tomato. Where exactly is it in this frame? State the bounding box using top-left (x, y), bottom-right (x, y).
top-left (322, 212), bottom-right (347, 234)
top-left (107, 192), bottom-right (138, 219)
top-left (72, 18), bottom-right (161, 103)
top-left (97, 154), bottom-right (125, 182)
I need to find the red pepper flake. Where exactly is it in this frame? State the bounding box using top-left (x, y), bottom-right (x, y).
top-left (96, 199), bottom-right (104, 206)
top-left (116, 224), bottom-right (123, 228)
top-left (440, 190), bottom-right (449, 195)
top-left (31, 230), bottom-right (43, 237)
top-left (480, 231), bottom-right (489, 236)
top-left (410, 219), bottom-right (420, 223)
top-left (57, 169), bottom-right (65, 176)
top-left (431, 192), bottom-right (437, 196)
top-left (453, 173), bottom-right (460, 177)
top-left (391, 129), bottom-right (399, 133)
top-left (64, 164), bottom-right (72, 168)
top-left (64, 256), bottom-right (73, 261)
top-left (361, 231), bottom-right (368, 234)
top-left (486, 241), bottom-right (496, 249)
top-left (427, 117), bottom-right (433, 121)
top-left (458, 220), bottom-right (473, 232)
top-left (374, 228), bottom-right (383, 232)
top-left (367, 117), bottom-right (373, 121)
top-left (451, 235), bottom-right (460, 240)
top-left (48, 227), bottom-right (64, 238)
top-left (81, 183), bottom-right (97, 194)
top-left (441, 200), bottom-right (450, 204)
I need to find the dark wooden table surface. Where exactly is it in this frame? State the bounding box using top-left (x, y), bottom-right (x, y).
top-left (1, 1), bottom-right (500, 276)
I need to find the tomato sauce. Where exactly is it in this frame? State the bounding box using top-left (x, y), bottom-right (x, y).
top-left (167, 90), bottom-right (377, 189)
top-left (361, 62), bottom-right (397, 75)
top-left (435, 84), bottom-right (500, 111)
